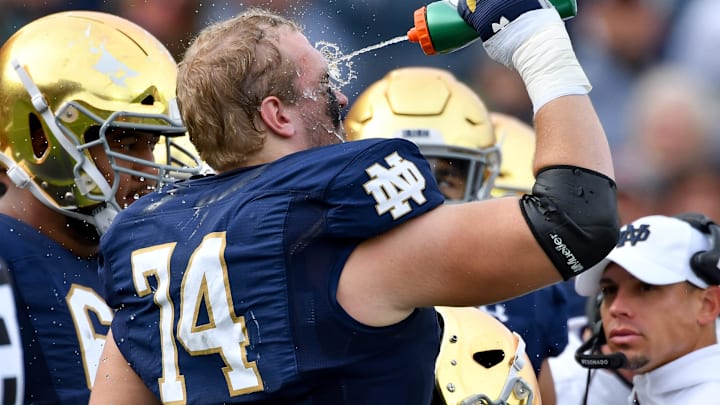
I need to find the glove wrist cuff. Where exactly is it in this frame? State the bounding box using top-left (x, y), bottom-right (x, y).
top-left (482, 8), bottom-right (561, 67)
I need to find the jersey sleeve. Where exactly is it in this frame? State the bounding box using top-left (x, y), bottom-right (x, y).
top-left (324, 139), bottom-right (445, 238)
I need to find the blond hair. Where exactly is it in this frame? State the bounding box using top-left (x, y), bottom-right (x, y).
top-left (177, 9), bottom-right (302, 171)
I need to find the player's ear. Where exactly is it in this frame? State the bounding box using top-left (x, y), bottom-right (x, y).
top-left (259, 95), bottom-right (294, 138)
top-left (698, 285), bottom-right (720, 326)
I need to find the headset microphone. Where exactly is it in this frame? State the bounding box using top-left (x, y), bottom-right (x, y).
top-left (574, 322), bottom-right (627, 370)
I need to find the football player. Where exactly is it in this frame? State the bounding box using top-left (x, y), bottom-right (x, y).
top-left (0, 11), bottom-right (199, 403)
top-left (91, 3), bottom-right (619, 403)
top-left (346, 67), bottom-right (564, 405)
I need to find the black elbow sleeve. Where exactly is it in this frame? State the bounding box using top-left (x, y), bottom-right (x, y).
top-left (520, 166), bottom-right (620, 280)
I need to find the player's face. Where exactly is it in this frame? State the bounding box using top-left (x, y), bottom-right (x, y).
top-left (426, 157), bottom-right (469, 201)
top-left (599, 263), bottom-right (706, 373)
top-left (284, 30), bottom-right (348, 147)
top-left (88, 128), bottom-right (160, 209)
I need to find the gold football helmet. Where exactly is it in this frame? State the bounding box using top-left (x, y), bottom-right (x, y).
top-left (489, 113), bottom-right (536, 198)
top-left (345, 67), bottom-right (500, 201)
top-left (0, 11), bottom-right (200, 232)
top-left (154, 134), bottom-right (215, 178)
top-left (433, 306), bottom-right (541, 405)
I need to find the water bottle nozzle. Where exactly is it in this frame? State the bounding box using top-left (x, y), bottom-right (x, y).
top-left (407, 6), bottom-right (437, 55)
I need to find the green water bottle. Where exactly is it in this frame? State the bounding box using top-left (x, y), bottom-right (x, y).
top-left (408, 0), bottom-right (577, 55)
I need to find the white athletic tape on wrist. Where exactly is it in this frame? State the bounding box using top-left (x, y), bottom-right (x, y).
top-left (514, 21), bottom-right (590, 112)
top-left (483, 8), bottom-right (561, 68)
top-left (484, 8), bottom-right (590, 113)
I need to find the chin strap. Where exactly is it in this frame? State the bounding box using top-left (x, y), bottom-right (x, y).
top-left (91, 205), bottom-right (119, 235)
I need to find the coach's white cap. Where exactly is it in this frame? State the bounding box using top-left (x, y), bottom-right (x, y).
top-left (575, 215), bottom-right (711, 296)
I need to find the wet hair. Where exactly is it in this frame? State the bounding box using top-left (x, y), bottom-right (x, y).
top-left (177, 8), bottom-right (302, 171)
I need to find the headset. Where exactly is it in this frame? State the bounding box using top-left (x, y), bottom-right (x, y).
top-left (674, 212), bottom-right (720, 286)
top-left (574, 291), bottom-right (627, 371)
top-left (574, 322), bottom-right (627, 370)
top-left (574, 292), bottom-right (629, 405)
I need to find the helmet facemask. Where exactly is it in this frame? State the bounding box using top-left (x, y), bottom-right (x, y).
top-left (0, 11), bottom-right (203, 234)
top-left (419, 143), bottom-right (501, 202)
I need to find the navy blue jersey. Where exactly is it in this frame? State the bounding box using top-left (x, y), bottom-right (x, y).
top-left (100, 138), bottom-right (446, 404)
top-left (0, 213), bottom-right (112, 404)
top-left (479, 284), bottom-right (569, 375)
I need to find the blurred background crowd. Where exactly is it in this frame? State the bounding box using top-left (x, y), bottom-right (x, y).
top-left (5, 0), bottom-right (717, 293)
top-left (4, 0), bottom-right (717, 226)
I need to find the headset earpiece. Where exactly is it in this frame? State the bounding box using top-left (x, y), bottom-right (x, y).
top-left (674, 212), bottom-right (720, 286)
top-left (575, 292), bottom-right (627, 369)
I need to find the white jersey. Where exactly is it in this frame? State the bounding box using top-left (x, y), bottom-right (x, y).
top-left (632, 344), bottom-right (720, 404)
top-left (0, 260), bottom-right (23, 405)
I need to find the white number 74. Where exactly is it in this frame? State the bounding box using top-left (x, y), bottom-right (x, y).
top-left (131, 232), bottom-right (263, 404)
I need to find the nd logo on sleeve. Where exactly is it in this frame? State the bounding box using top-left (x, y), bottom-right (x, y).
top-left (363, 152), bottom-right (428, 220)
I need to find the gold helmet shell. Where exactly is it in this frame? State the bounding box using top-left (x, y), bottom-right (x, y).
top-left (434, 306), bottom-right (541, 405)
top-left (0, 11), bottom-right (195, 231)
top-left (489, 113), bottom-right (536, 198)
top-left (345, 67), bottom-right (500, 201)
